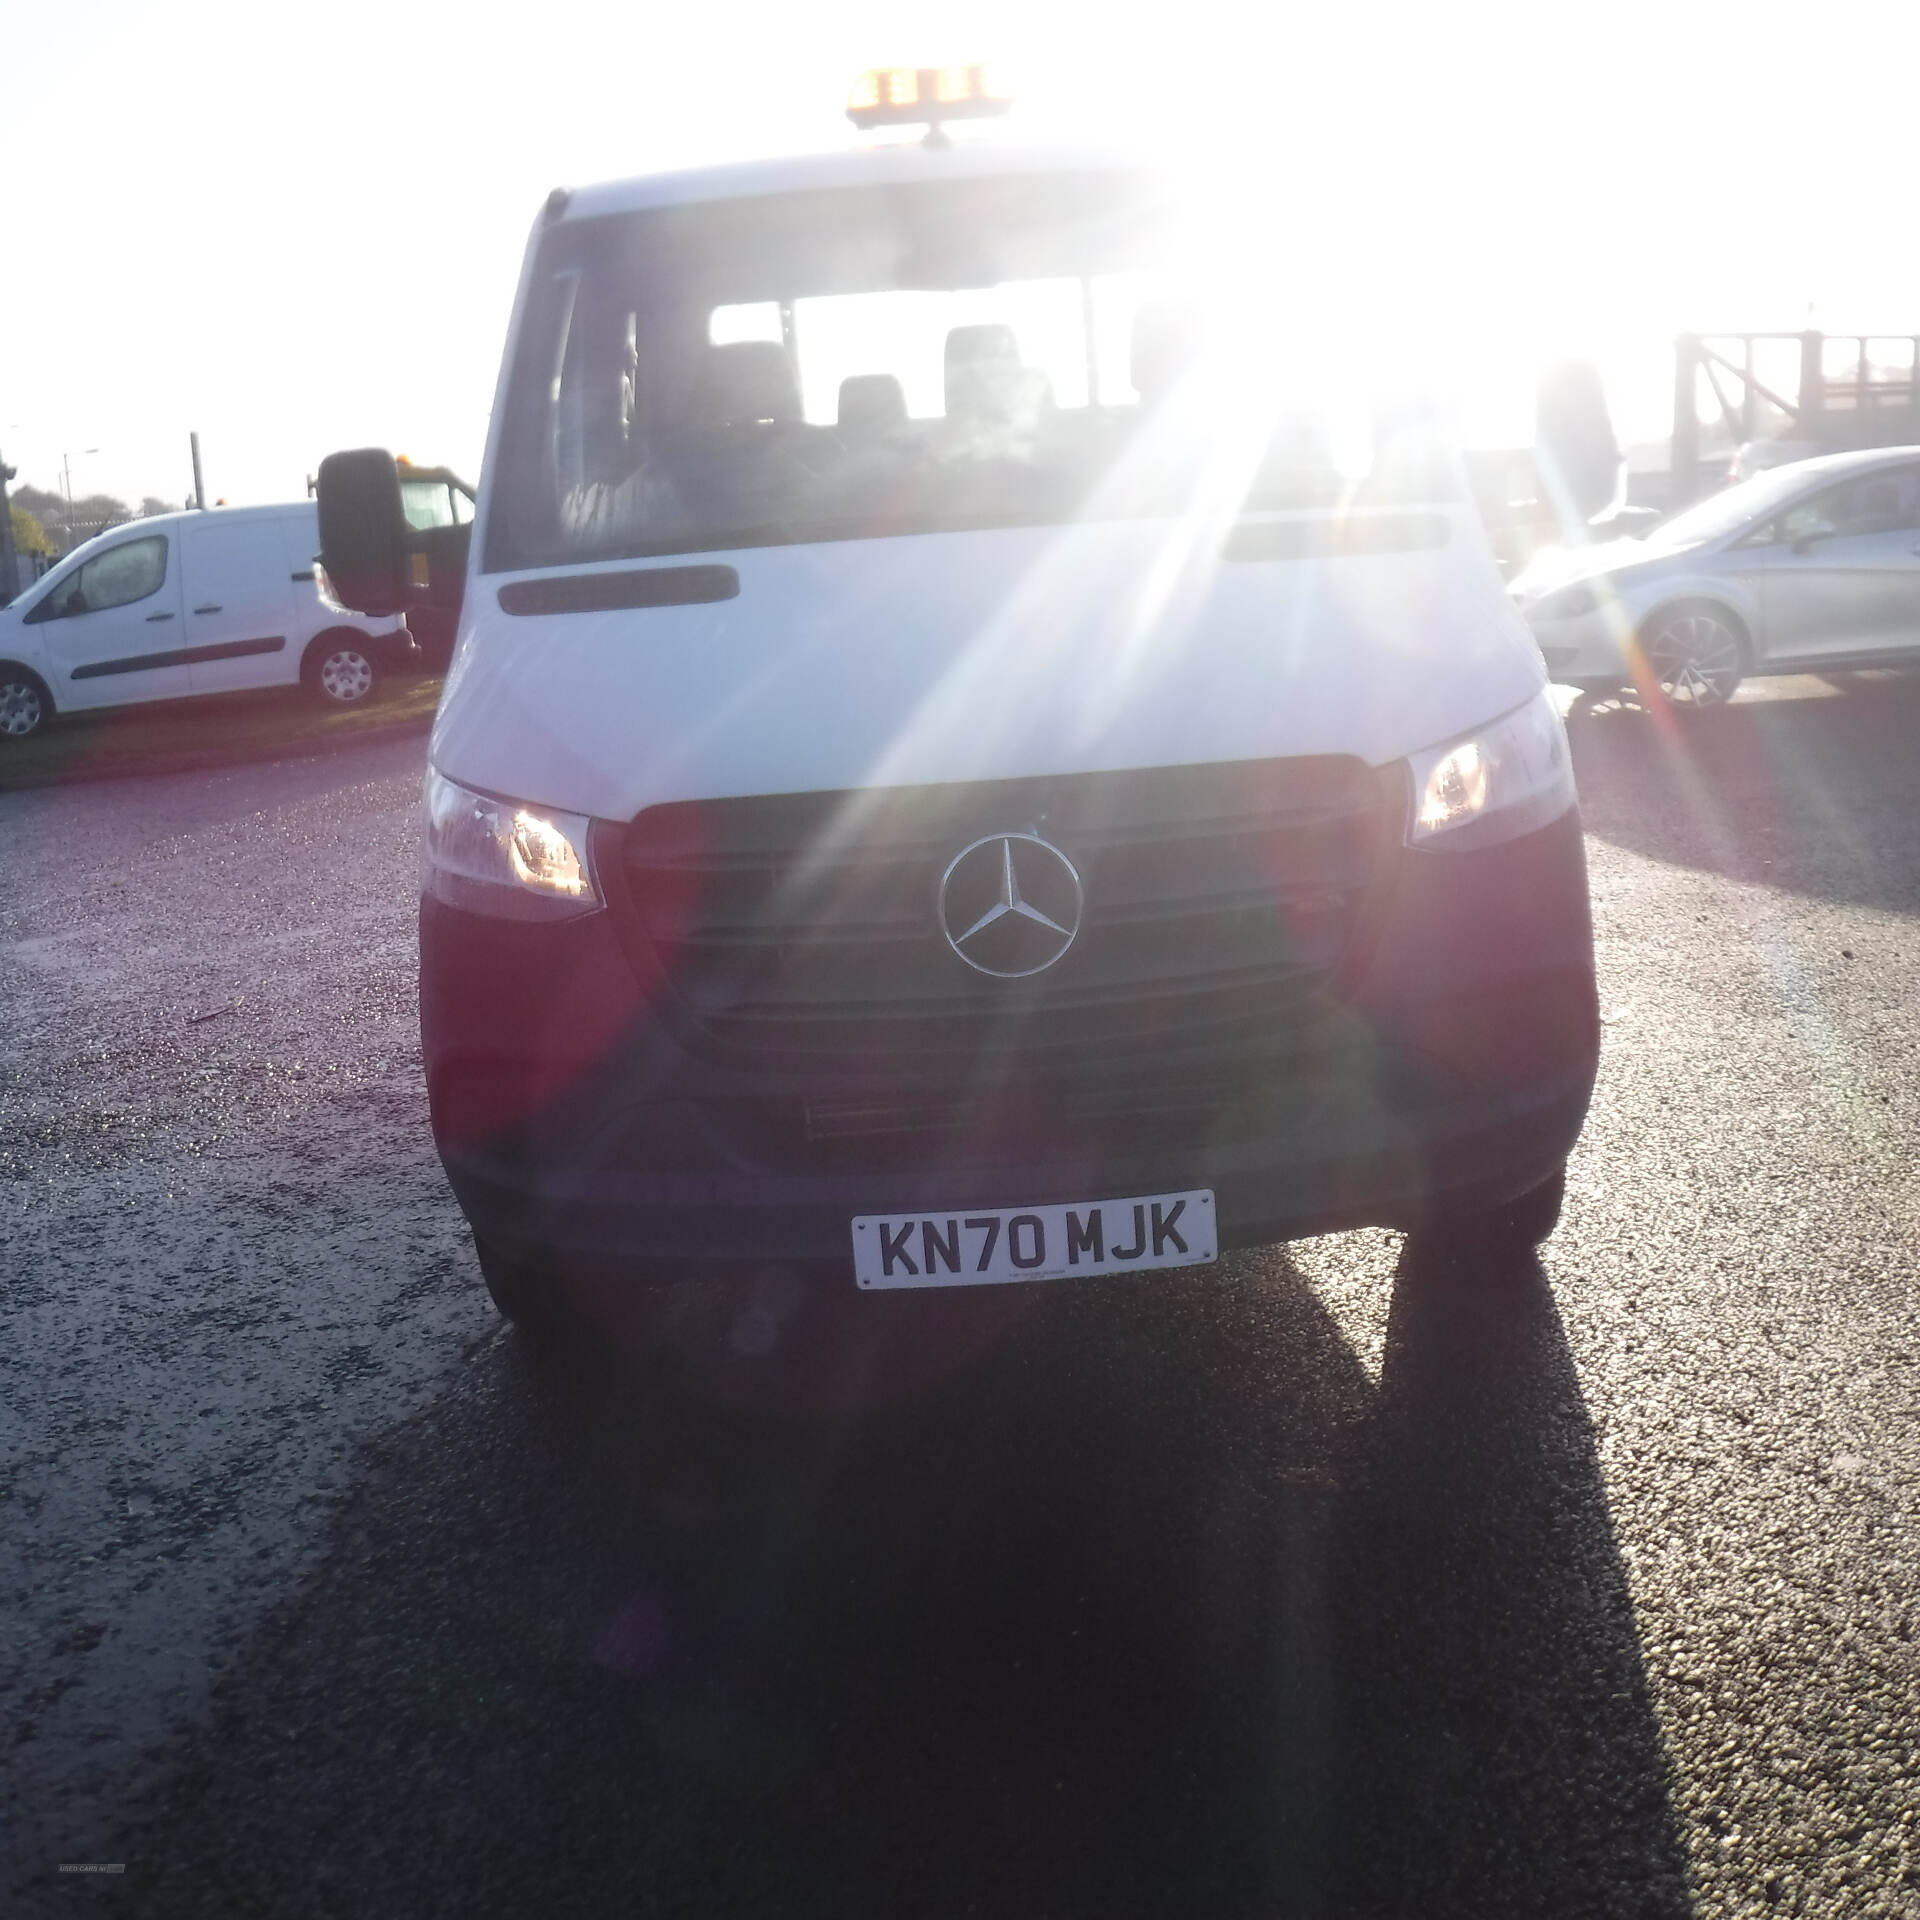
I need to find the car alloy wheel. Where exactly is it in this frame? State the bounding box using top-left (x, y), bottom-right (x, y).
top-left (318, 648), bottom-right (375, 704)
top-left (1644, 609), bottom-right (1743, 710)
top-left (0, 677), bottom-right (46, 739)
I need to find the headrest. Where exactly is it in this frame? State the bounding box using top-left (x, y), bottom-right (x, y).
top-left (1130, 302), bottom-right (1201, 405)
top-left (944, 324), bottom-right (1023, 420)
top-left (701, 340), bottom-right (801, 428)
top-left (838, 373), bottom-right (908, 437)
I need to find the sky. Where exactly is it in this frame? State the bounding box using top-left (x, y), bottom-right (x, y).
top-left (6, 0), bottom-right (1919, 512)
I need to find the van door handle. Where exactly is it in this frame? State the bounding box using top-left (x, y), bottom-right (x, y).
top-left (193, 603), bottom-right (222, 614)
top-left (146, 611), bottom-right (175, 622)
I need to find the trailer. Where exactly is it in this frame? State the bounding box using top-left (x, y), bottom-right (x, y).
top-left (1671, 330), bottom-right (1920, 504)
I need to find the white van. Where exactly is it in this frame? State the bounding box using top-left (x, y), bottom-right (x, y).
top-left (320, 126), bottom-right (1601, 1331)
top-left (0, 503), bottom-right (412, 740)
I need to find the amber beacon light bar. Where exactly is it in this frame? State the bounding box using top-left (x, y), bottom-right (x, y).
top-left (846, 65), bottom-right (1013, 142)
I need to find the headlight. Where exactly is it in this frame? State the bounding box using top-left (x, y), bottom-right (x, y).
top-left (1527, 579), bottom-right (1609, 621)
top-left (313, 559), bottom-right (346, 612)
top-left (422, 767), bottom-right (600, 919)
top-left (1405, 687), bottom-right (1576, 849)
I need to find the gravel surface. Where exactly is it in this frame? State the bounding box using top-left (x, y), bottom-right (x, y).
top-left (0, 739), bottom-right (480, 1894)
top-left (4, 676), bottom-right (1918, 1917)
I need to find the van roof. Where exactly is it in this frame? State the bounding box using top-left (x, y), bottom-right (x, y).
top-left (559, 139), bottom-right (1147, 224)
top-left (117, 502), bottom-right (312, 538)
top-left (45, 502), bottom-right (310, 566)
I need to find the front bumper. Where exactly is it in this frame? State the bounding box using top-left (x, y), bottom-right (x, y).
top-left (1524, 607), bottom-right (1633, 685)
top-left (420, 806), bottom-right (1600, 1280)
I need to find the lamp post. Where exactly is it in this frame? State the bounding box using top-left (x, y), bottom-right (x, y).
top-left (0, 448), bottom-right (18, 604)
top-left (62, 447), bottom-right (99, 551)
top-left (0, 421), bottom-right (24, 601)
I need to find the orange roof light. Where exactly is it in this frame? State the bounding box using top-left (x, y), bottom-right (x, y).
top-left (846, 64), bottom-right (1011, 138)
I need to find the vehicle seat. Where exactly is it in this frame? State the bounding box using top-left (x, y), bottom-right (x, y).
top-left (943, 324), bottom-right (1055, 443)
top-left (1356, 398), bottom-right (1458, 504)
top-left (699, 340), bottom-right (802, 429)
top-left (838, 373), bottom-right (909, 439)
top-left (944, 324), bottom-right (1023, 423)
top-left (1129, 302), bottom-right (1201, 407)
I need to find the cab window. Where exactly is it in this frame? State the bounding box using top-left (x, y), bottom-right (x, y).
top-left (486, 173), bottom-right (1398, 573)
top-left (400, 481), bottom-right (457, 531)
top-left (31, 536), bottom-right (168, 621)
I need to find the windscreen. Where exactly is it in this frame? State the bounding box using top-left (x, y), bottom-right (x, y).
top-left (485, 172), bottom-right (1453, 573)
top-left (1647, 461), bottom-right (1826, 550)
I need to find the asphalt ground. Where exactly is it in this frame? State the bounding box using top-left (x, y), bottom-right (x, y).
top-left (3, 673), bottom-right (1918, 1917)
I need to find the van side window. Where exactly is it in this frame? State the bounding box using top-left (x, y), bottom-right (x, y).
top-left (39, 536), bottom-right (168, 620)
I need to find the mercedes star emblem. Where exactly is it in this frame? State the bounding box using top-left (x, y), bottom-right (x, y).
top-left (938, 832), bottom-right (1084, 978)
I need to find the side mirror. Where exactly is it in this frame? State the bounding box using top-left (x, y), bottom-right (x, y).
top-left (1791, 531), bottom-right (1826, 555)
top-left (1589, 503), bottom-right (1664, 542)
top-left (316, 449), bottom-right (411, 617)
top-left (1534, 359), bottom-right (1623, 528)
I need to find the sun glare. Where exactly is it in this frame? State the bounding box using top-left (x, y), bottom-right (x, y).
top-left (9, 0), bottom-right (1920, 504)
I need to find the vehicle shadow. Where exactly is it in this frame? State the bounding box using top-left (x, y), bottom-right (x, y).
top-left (0, 671), bottom-right (438, 795)
top-left (1566, 670), bottom-right (1920, 917)
top-left (89, 1249), bottom-right (1690, 1919)
top-left (1321, 1246), bottom-right (1692, 1916)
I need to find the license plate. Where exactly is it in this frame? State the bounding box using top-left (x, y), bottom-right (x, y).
top-left (851, 1189), bottom-right (1216, 1290)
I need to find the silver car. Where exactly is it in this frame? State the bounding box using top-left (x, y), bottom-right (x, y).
top-left (1513, 446), bottom-right (1920, 708)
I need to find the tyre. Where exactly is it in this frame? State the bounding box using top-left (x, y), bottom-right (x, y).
top-left (1406, 1168), bottom-right (1566, 1268)
top-left (1639, 603), bottom-right (1745, 711)
top-left (304, 631), bottom-right (379, 707)
top-left (473, 1232), bottom-right (568, 1340)
top-left (0, 667), bottom-right (52, 741)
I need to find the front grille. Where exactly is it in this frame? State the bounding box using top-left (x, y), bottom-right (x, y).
top-left (604, 758), bottom-right (1398, 1068)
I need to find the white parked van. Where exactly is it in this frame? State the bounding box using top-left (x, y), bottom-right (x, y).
top-left (320, 122), bottom-right (1600, 1331)
top-left (0, 503), bottom-right (413, 740)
